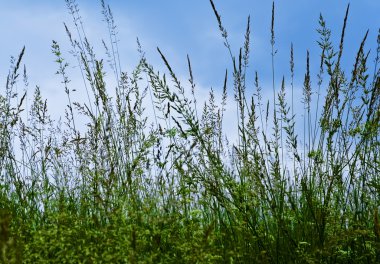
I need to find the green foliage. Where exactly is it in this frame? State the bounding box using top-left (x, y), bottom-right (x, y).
top-left (0, 0), bottom-right (379, 263)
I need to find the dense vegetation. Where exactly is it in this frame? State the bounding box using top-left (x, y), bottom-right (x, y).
top-left (1, 0), bottom-right (379, 263)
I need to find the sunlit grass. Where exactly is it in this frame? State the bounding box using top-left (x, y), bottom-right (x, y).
top-left (1, 0), bottom-right (379, 263)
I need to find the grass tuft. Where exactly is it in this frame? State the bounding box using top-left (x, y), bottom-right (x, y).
top-left (1, 0), bottom-right (379, 263)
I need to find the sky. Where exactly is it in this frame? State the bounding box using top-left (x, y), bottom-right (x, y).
top-left (0, 0), bottom-right (379, 141)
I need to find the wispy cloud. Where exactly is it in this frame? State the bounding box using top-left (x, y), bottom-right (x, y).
top-left (1, 0), bottom-right (378, 140)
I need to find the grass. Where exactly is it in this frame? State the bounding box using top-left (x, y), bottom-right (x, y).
top-left (1, 0), bottom-right (379, 263)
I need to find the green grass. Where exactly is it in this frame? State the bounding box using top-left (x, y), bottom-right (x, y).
top-left (1, 0), bottom-right (379, 263)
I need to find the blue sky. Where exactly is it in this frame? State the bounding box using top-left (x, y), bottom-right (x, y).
top-left (1, 1), bottom-right (379, 133)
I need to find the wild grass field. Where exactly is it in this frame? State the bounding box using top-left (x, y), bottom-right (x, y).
top-left (1, 0), bottom-right (379, 263)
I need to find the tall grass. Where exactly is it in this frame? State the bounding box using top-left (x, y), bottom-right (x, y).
top-left (1, 0), bottom-right (379, 263)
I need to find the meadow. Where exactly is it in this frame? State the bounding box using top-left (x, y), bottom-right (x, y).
top-left (0, 0), bottom-right (379, 263)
